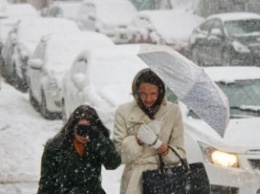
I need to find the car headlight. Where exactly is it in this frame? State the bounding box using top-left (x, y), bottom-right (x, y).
top-left (199, 142), bottom-right (239, 168)
top-left (232, 40), bottom-right (250, 53)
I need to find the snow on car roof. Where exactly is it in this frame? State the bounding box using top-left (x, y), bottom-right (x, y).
top-left (50, 2), bottom-right (82, 19)
top-left (207, 12), bottom-right (260, 22)
top-left (83, 0), bottom-right (137, 25)
top-left (204, 66), bottom-right (260, 83)
top-left (5, 3), bottom-right (39, 18)
top-left (43, 31), bottom-right (114, 72)
top-left (137, 9), bottom-right (204, 43)
top-left (77, 44), bottom-right (147, 86)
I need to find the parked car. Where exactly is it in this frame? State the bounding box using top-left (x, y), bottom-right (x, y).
top-left (188, 12), bottom-right (260, 66)
top-left (1, 17), bottom-right (80, 92)
top-left (0, 18), bottom-right (19, 78)
top-left (195, 0), bottom-right (260, 18)
top-left (27, 31), bottom-right (114, 119)
top-left (175, 66), bottom-right (260, 193)
top-left (1, 3), bottom-right (39, 18)
top-left (0, 18), bottom-right (19, 53)
top-left (127, 9), bottom-right (204, 56)
top-left (41, 1), bottom-right (82, 22)
top-left (76, 0), bottom-right (137, 44)
top-left (61, 44), bottom-right (147, 125)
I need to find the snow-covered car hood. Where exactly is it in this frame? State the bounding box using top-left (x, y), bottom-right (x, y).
top-left (224, 118), bottom-right (260, 148)
top-left (184, 115), bottom-right (260, 153)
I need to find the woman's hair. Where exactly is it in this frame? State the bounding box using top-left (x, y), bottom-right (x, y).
top-left (132, 68), bottom-right (165, 118)
top-left (61, 105), bottom-right (110, 138)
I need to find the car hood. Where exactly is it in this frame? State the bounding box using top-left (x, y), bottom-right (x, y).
top-left (184, 116), bottom-right (260, 153)
top-left (224, 118), bottom-right (260, 148)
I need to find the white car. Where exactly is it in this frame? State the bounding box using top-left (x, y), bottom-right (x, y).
top-left (127, 9), bottom-right (204, 56)
top-left (64, 51), bottom-right (260, 193)
top-left (27, 31), bottom-right (114, 119)
top-left (1, 17), bottom-right (80, 92)
top-left (0, 3), bottom-right (39, 18)
top-left (41, 1), bottom-right (82, 22)
top-left (177, 66), bottom-right (260, 193)
top-left (76, 0), bottom-right (137, 44)
top-left (62, 45), bottom-right (147, 126)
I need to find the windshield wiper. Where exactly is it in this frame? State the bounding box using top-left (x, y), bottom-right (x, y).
top-left (230, 106), bottom-right (260, 113)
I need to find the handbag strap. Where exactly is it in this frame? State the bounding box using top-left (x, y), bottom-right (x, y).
top-left (158, 146), bottom-right (189, 172)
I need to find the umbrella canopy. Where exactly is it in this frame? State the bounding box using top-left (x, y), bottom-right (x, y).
top-left (138, 44), bottom-right (229, 137)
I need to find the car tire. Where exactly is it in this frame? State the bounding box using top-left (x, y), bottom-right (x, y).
top-left (222, 49), bottom-right (232, 66)
top-left (61, 99), bottom-right (68, 123)
top-left (41, 90), bottom-right (61, 120)
top-left (11, 64), bottom-right (19, 88)
top-left (41, 91), bottom-right (53, 120)
top-left (29, 88), bottom-right (40, 112)
top-left (191, 47), bottom-right (202, 66)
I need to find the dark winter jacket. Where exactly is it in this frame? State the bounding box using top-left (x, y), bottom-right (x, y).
top-left (37, 132), bottom-right (121, 194)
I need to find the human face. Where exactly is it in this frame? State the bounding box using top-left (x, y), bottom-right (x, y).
top-left (74, 119), bottom-right (90, 144)
top-left (139, 83), bottom-right (159, 108)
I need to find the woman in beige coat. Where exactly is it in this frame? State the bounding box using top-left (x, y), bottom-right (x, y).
top-left (113, 68), bottom-right (186, 194)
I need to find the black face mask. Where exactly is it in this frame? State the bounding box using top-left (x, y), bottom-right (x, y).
top-left (75, 124), bottom-right (99, 139)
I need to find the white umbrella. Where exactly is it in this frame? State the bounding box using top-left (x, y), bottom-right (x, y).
top-left (138, 44), bottom-right (229, 137)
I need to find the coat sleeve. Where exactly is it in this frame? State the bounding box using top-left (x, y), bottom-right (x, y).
top-left (162, 105), bottom-right (186, 165)
top-left (96, 134), bottom-right (121, 170)
top-left (113, 106), bottom-right (144, 164)
top-left (37, 144), bottom-right (58, 194)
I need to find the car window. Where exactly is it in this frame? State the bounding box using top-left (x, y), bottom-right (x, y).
top-left (217, 80), bottom-right (260, 117)
top-left (200, 19), bottom-right (214, 32)
top-left (211, 19), bottom-right (222, 30)
top-left (71, 58), bottom-right (87, 76)
top-left (224, 19), bottom-right (260, 36)
top-left (33, 42), bottom-right (46, 60)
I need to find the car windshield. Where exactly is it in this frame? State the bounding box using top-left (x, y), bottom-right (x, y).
top-left (224, 19), bottom-right (260, 36)
top-left (216, 79), bottom-right (260, 117)
top-left (183, 79), bottom-right (260, 119)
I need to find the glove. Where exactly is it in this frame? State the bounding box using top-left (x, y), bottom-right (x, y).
top-left (147, 120), bottom-right (162, 135)
top-left (75, 125), bottom-right (100, 140)
top-left (137, 124), bottom-right (162, 149)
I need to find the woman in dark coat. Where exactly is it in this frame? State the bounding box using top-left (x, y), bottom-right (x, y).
top-left (37, 105), bottom-right (121, 194)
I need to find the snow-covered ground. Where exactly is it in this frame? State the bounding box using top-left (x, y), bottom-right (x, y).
top-left (0, 80), bottom-right (123, 194)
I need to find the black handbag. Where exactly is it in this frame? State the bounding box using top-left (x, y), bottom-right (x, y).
top-left (142, 146), bottom-right (210, 194)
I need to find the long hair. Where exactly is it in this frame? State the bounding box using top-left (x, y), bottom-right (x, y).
top-left (61, 105), bottom-right (110, 139)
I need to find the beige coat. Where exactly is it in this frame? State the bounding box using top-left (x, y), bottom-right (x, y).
top-left (113, 99), bottom-right (185, 194)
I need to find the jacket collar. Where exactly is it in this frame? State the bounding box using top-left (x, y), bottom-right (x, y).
top-left (128, 98), bottom-right (168, 124)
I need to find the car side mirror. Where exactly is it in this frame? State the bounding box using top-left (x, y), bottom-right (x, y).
top-left (88, 13), bottom-right (96, 21)
top-left (211, 28), bottom-right (223, 37)
top-left (28, 59), bottom-right (43, 70)
top-left (72, 73), bottom-right (86, 91)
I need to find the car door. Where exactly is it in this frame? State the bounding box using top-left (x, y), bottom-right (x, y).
top-left (191, 19), bottom-right (213, 64)
top-left (66, 57), bottom-right (88, 116)
top-left (207, 19), bottom-right (226, 65)
top-left (29, 41), bottom-right (46, 102)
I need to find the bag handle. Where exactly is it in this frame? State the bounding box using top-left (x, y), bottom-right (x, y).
top-left (158, 146), bottom-right (189, 172)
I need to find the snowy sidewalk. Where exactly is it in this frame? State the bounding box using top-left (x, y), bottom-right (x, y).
top-left (0, 81), bottom-right (122, 194)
